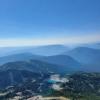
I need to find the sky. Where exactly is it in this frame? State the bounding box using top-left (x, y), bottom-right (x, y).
top-left (0, 0), bottom-right (100, 47)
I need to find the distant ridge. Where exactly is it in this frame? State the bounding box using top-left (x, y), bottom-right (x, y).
top-left (0, 45), bottom-right (68, 56)
top-left (0, 59), bottom-right (83, 74)
top-left (67, 47), bottom-right (100, 64)
top-left (41, 55), bottom-right (81, 69)
top-left (0, 60), bottom-right (64, 73)
top-left (0, 53), bottom-right (42, 65)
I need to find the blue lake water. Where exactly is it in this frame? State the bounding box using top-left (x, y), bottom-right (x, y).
top-left (48, 80), bottom-right (57, 84)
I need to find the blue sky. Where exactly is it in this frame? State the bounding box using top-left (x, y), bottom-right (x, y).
top-left (0, 0), bottom-right (100, 46)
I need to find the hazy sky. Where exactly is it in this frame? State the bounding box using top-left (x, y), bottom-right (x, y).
top-left (0, 0), bottom-right (100, 46)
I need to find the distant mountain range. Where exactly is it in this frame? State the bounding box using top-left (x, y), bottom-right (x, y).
top-left (0, 44), bottom-right (100, 73)
top-left (40, 55), bottom-right (82, 70)
top-left (29, 45), bottom-right (68, 56)
top-left (80, 43), bottom-right (100, 49)
top-left (0, 60), bottom-right (64, 73)
top-left (0, 53), bottom-right (42, 65)
top-left (0, 45), bottom-right (68, 57)
top-left (0, 44), bottom-right (100, 99)
top-left (0, 59), bottom-right (83, 74)
top-left (67, 47), bottom-right (100, 64)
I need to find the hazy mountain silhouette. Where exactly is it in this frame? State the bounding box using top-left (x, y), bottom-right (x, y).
top-left (0, 45), bottom-right (68, 57)
top-left (66, 47), bottom-right (100, 66)
top-left (40, 55), bottom-right (82, 70)
top-left (0, 53), bottom-right (43, 65)
top-left (0, 58), bottom-right (83, 74)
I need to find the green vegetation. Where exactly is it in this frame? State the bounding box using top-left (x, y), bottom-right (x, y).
top-left (47, 72), bottom-right (100, 100)
top-left (0, 72), bottom-right (100, 100)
